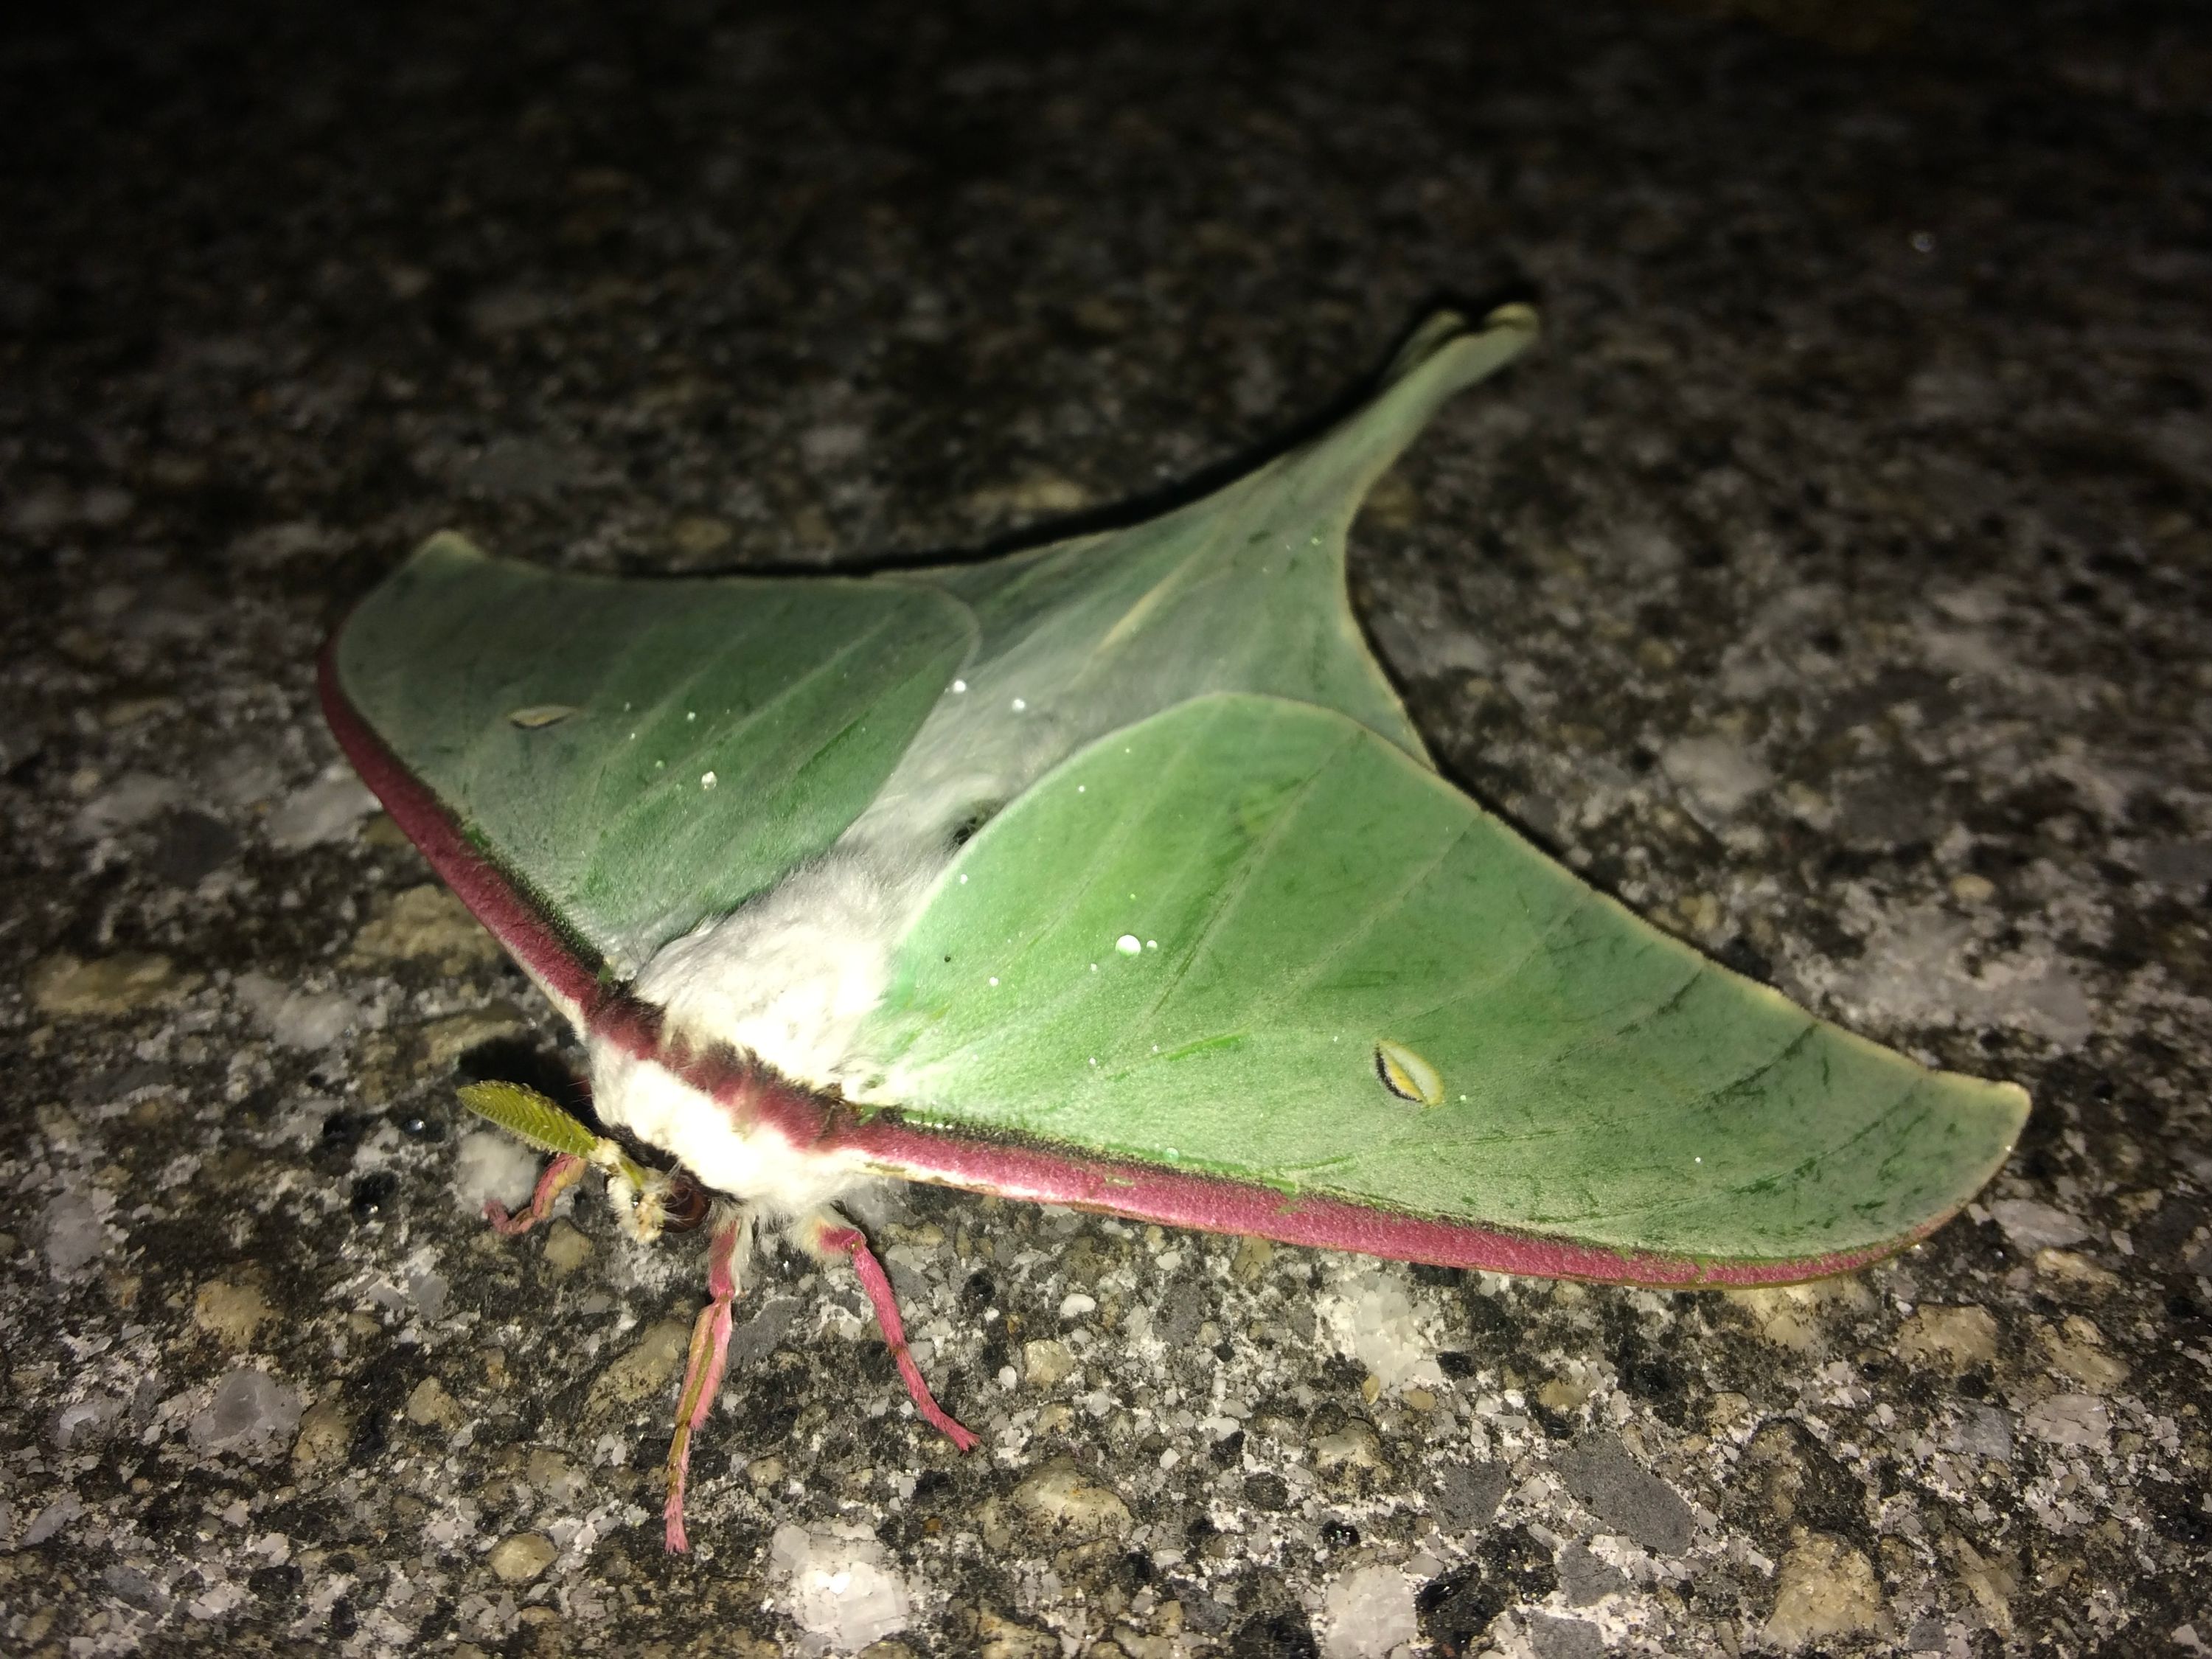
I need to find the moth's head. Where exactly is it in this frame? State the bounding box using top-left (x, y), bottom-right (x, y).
top-left (631, 1164), bottom-right (714, 1237)
top-left (458, 1077), bottom-right (723, 1244)
top-left (592, 1136), bottom-right (734, 1245)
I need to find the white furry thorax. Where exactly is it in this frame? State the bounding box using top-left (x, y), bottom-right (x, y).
top-left (585, 1039), bottom-right (879, 1222)
top-left (583, 844), bottom-right (934, 1220)
top-left (624, 844), bottom-right (933, 1093)
top-left (584, 663), bottom-right (1079, 1212)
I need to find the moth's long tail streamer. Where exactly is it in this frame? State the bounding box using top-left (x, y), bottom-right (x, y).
top-left (486, 1152), bottom-right (586, 1237)
top-left (816, 1222), bottom-right (981, 1453)
top-left (663, 1214), bottom-right (745, 1553)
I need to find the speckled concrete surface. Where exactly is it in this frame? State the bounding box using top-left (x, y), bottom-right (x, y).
top-left (4, 1), bottom-right (2210, 1654)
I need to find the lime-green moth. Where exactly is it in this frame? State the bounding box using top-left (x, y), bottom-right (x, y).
top-left (321, 305), bottom-right (2027, 1549)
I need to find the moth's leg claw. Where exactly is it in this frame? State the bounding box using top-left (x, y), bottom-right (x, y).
top-left (800, 1208), bottom-right (979, 1454)
top-left (484, 1151), bottom-right (587, 1237)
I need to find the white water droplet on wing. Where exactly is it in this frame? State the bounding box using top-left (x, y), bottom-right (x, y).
top-left (988, 977), bottom-right (998, 987)
top-left (951, 679), bottom-right (967, 693)
top-left (700, 771), bottom-right (717, 790)
top-left (1011, 697), bottom-right (1026, 712)
top-left (1115, 935), bottom-right (1141, 956)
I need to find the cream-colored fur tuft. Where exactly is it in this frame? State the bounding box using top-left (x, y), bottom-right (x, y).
top-left (628, 845), bottom-right (935, 1092)
top-left (585, 1040), bottom-right (880, 1222)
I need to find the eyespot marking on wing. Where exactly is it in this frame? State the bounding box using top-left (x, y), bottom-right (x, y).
top-left (1374, 1039), bottom-right (1444, 1107)
top-left (507, 704), bottom-right (583, 729)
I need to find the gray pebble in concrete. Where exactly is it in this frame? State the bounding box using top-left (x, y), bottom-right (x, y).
top-left (1554, 1437), bottom-right (1696, 1557)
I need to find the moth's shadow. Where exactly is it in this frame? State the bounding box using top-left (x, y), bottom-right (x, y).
top-left (855, 281), bottom-right (1544, 578)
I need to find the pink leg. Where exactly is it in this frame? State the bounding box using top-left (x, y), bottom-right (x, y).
top-left (815, 1222), bottom-right (980, 1453)
top-left (664, 1215), bottom-right (745, 1554)
top-left (485, 1152), bottom-right (586, 1237)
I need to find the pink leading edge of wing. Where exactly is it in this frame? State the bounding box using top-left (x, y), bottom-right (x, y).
top-left (320, 641), bottom-right (1953, 1289)
top-left (604, 1009), bottom-right (1940, 1289)
top-left (318, 644), bottom-right (601, 1020)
